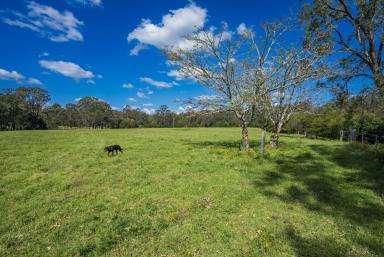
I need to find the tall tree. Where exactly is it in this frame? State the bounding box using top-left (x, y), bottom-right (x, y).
top-left (263, 45), bottom-right (328, 146)
top-left (168, 23), bottom-right (284, 150)
top-left (300, 0), bottom-right (384, 94)
top-left (77, 97), bottom-right (113, 128)
top-left (0, 88), bottom-right (24, 130)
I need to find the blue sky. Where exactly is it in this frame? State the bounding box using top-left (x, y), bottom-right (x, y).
top-left (0, 0), bottom-right (298, 113)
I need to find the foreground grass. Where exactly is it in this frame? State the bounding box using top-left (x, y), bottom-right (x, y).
top-left (0, 128), bottom-right (383, 257)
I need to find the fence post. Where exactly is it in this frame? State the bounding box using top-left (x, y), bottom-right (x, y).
top-left (259, 128), bottom-right (266, 156)
top-left (361, 133), bottom-right (364, 144)
top-left (340, 130), bottom-right (344, 142)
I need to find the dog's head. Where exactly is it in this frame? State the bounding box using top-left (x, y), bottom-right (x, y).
top-left (104, 146), bottom-right (109, 152)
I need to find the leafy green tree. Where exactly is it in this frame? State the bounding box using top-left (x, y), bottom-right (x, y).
top-left (300, 0), bottom-right (384, 94)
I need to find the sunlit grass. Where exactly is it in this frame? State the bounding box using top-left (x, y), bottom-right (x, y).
top-left (0, 128), bottom-right (383, 256)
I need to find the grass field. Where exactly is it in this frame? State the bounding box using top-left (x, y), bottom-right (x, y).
top-left (0, 128), bottom-right (383, 257)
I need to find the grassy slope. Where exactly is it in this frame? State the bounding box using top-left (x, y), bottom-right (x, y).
top-left (0, 128), bottom-right (383, 257)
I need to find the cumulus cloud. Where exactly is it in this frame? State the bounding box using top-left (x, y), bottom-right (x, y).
top-left (38, 52), bottom-right (50, 58)
top-left (167, 69), bottom-right (186, 81)
top-left (39, 60), bottom-right (95, 81)
top-left (142, 108), bottom-right (155, 115)
top-left (236, 23), bottom-right (248, 35)
top-left (0, 67), bottom-right (42, 85)
top-left (140, 77), bottom-right (177, 88)
top-left (0, 68), bottom-right (24, 81)
top-left (122, 83), bottom-right (134, 89)
top-left (128, 97), bottom-right (137, 102)
top-left (136, 91), bottom-right (148, 98)
top-left (142, 103), bottom-right (154, 107)
top-left (129, 43), bottom-right (148, 56)
top-left (26, 78), bottom-right (43, 85)
top-left (2, 1), bottom-right (84, 42)
top-left (127, 2), bottom-right (207, 55)
top-left (146, 88), bottom-right (154, 95)
top-left (178, 105), bottom-right (193, 113)
top-left (68, 0), bottom-right (102, 7)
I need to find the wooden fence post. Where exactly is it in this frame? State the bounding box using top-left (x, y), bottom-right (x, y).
top-left (259, 128), bottom-right (266, 156)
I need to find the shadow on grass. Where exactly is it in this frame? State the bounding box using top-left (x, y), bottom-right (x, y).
top-left (188, 138), bottom-right (384, 256)
top-left (285, 226), bottom-right (350, 257)
top-left (186, 139), bottom-right (261, 150)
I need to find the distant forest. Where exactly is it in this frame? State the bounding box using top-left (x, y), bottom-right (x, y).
top-left (1, 87), bottom-right (383, 144)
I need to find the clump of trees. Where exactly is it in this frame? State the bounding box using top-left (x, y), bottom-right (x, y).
top-left (0, 87), bottom-right (50, 130)
top-left (285, 88), bottom-right (384, 143)
top-left (167, 19), bottom-right (328, 150)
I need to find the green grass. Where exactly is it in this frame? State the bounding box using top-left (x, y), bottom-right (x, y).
top-left (0, 128), bottom-right (383, 257)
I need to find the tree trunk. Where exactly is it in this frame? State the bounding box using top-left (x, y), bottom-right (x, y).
top-left (270, 133), bottom-right (280, 147)
top-left (339, 130), bottom-right (344, 142)
top-left (240, 121), bottom-right (250, 150)
top-left (372, 65), bottom-right (384, 95)
top-left (270, 123), bottom-right (282, 147)
top-left (259, 128), bottom-right (266, 156)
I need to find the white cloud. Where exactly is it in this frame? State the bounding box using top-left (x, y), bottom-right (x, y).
top-left (111, 106), bottom-right (119, 110)
top-left (142, 103), bottom-right (154, 107)
top-left (27, 78), bottom-right (43, 85)
top-left (178, 105), bottom-right (193, 113)
top-left (136, 91), bottom-right (148, 98)
top-left (127, 2), bottom-right (207, 54)
top-left (129, 43), bottom-right (148, 56)
top-left (2, 1), bottom-right (84, 42)
top-left (38, 52), bottom-right (50, 58)
top-left (122, 83), bottom-right (134, 89)
top-left (68, 0), bottom-right (102, 7)
top-left (75, 97), bottom-right (82, 102)
top-left (142, 108), bottom-right (155, 115)
top-left (146, 88), bottom-right (154, 95)
top-left (0, 68), bottom-right (42, 85)
top-left (167, 69), bottom-right (186, 81)
top-left (237, 23), bottom-right (248, 35)
top-left (128, 97), bottom-right (137, 102)
top-left (39, 60), bottom-right (95, 81)
top-left (0, 68), bottom-right (24, 81)
top-left (140, 77), bottom-right (177, 88)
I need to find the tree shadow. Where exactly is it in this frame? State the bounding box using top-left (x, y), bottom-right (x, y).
top-left (252, 143), bottom-right (384, 256)
top-left (186, 139), bottom-right (261, 150)
top-left (285, 226), bottom-right (350, 257)
top-left (309, 143), bottom-right (384, 197)
top-left (187, 137), bottom-right (384, 255)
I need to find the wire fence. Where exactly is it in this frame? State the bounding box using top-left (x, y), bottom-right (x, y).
top-left (338, 129), bottom-right (384, 145)
top-left (298, 129), bottom-right (384, 146)
top-left (281, 128), bottom-right (384, 147)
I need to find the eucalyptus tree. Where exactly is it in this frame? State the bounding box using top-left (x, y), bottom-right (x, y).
top-left (167, 22), bottom-right (285, 150)
top-left (262, 45), bottom-right (329, 147)
top-left (300, 0), bottom-right (384, 94)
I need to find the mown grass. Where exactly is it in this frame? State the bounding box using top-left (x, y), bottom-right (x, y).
top-left (0, 128), bottom-right (383, 257)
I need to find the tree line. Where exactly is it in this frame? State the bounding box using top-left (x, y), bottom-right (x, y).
top-left (1, 85), bottom-right (383, 145)
top-left (0, 87), bottom-right (240, 130)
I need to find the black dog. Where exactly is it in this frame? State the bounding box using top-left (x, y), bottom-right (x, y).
top-left (104, 144), bottom-right (123, 155)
